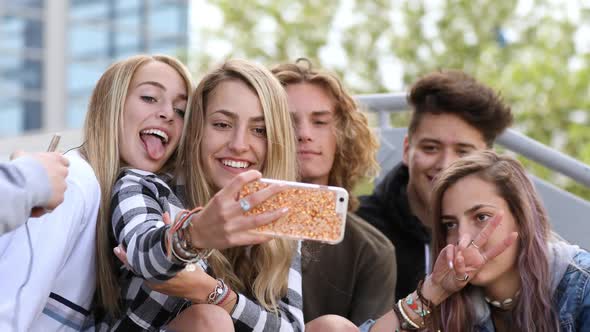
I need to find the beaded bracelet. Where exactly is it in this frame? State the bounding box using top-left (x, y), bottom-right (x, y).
top-left (392, 302), bottom-right (417, 331)
top-left (397, 299), bottom-right (421, 330)
top-left (405, 293), bottom-right (431, 318)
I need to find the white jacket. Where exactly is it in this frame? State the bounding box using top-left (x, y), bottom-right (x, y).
top-left (0, 150), bottom-right (100, 331)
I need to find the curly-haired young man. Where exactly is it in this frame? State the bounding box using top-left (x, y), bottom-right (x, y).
top-left (272, 59), bottom-right (397, 326)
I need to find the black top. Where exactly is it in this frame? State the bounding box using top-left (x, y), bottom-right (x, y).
top-left (357, 162), bottom-right (431, 300)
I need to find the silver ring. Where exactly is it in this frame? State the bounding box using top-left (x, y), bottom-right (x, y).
top-left (455, 273), bottom-right (469, 282)
top-left (239, 198), bottom-right (251, 212)
top-left (470, 240), bottom-right (481, 250)
top-left (481, 252), bottom-right (488, 263)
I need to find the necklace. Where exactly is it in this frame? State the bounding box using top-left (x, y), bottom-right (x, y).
top-left (485, 290), bottom-right (521, 310)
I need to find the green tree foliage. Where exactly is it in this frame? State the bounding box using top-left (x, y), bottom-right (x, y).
top-left (193, 0), bottom-right (339, 73)
top-left (194, 0), bottom-right (590, 199)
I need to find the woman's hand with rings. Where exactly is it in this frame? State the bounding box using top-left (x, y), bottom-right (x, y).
top-left (457, 211), bottom-right (518, 275)
top-left (186, 170), bottom-right (289, 249)
top-left (429, 211), bottom-right (518, 298)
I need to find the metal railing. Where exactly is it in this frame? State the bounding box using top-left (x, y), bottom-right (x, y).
top-left (355, 93), bottom-right (590, 188)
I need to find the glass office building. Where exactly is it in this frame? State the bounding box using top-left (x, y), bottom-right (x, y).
top-left (0, 0), bottom-right (189, 137)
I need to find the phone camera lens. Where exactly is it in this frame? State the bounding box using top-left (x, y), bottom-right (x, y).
top-left (339, 197), bottom-right (344, 202)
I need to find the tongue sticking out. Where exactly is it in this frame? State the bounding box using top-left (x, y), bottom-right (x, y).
top-left (141, 134), bottom-right (166, 160)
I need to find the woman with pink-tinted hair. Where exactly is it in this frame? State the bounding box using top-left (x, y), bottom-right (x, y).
top-left (367, 150), bottom-right (589, 332)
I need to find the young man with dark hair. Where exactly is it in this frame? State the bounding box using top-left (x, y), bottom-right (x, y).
top-left (272, 59), bottom-right (397, 326)
top-left (357, 70), bottom-right (513, 300)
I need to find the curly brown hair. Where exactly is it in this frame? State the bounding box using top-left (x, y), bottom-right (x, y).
top-left (408, 70), bottom-right (513, 147)
top-left (271, 58), bottom-right (379, 211)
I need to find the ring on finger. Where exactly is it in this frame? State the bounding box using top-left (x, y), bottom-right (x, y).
top-left (470, 240), bottom-right (481, 250)
top-left (455, 273), bottom-right (469, 282)
top-left (239, 198), bottom-right (252, 212)
top-left (481, 252), bottom-right (488, 263)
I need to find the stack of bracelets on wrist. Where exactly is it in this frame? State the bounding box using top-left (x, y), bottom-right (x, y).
top-left (394, 299), bottom-right (421, 330)
top-left (416, 279), bottom-right (435, 315)
top-left (392, 279), bottom-right (434, 330)
top-left (207, 278), bottom-right (233, 307)
top-left (166, 207), bottom-right (213, 271)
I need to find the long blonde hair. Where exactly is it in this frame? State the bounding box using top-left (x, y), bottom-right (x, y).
top-left (271, 58), bottom-right (379, 211)
top-left (179, 59), bottom-right (298, 312)
top-left (81, 54), bottom-right (194, 315)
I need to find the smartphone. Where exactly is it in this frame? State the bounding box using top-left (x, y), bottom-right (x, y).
top-left (47, 133), bottom-right (61, 152)
top-left (238, 178), bottom-right (349, 244)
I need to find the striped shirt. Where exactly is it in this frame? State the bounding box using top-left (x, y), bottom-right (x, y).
top-left (99, 169), bottom-right (304, 331)
top-left (231, 242), bottom-right (304, 332)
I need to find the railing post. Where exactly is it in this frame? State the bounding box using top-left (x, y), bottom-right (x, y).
top-left (378, 110), bottom-right (390, 130)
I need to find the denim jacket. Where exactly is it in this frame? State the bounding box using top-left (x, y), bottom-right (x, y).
top-left (473, 242), bottom-right (590, 332)
top-left (553, 249), bottom-right (590, 331)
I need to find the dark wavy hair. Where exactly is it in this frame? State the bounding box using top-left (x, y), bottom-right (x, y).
top-left (408, 70), bottom-right (513, 147)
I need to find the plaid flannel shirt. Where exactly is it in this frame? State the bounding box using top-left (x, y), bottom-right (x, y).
top-left (97, 169), bottom-right (304, 332)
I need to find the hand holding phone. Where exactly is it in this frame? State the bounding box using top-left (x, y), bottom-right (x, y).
top-left (239, 179), bottom-right (349, 244)
top-left (30, 134), bottom-right (69, 217)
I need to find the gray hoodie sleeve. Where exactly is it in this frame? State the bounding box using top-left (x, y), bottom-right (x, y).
top-left (0, 156), bottom-right (51, 235)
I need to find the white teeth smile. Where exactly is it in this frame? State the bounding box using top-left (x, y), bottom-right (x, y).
top-left (221, 159), bottom-right (250, 169)
top-left (141, 129), bottom-right (169, 144)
